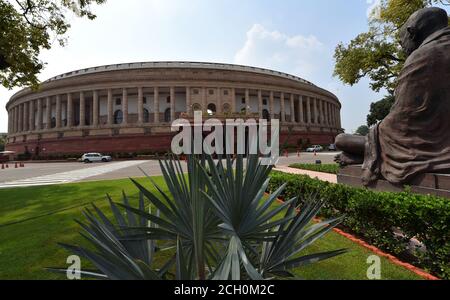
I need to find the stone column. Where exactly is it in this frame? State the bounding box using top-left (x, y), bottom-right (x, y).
top-left (330, 105), bottom-right (334, 128)
top-left (201, 88), bottom-right (207, 113)
top-left (333, 104), bottom-right (337, 127)
top-left (21, 104), bottom-right (25, 132)
top-left (290, 94), bottom-right (295, 123)
top-left (313, 98), bottom-right (319, 125)
top-left (231, 88), bottom-right (236, 113)
top-left (23, 102), bottom-right (29, 132)
top-left (16, 106), bottom-right (20, 132)
top-left (319, 99), bottom-right (324, 125)
top-left (29, 100), bottom-right (35, 131)
top-left (245, 89), bottom-right (250, 115)
top-left (8, 109), bottom-right (12, 134)
top-left (12, 108), bottom-right (15, 133)
top-left (67, 93), bottom-right (73, 127)
top-left (93, 90), bottom-right (99, 126)
top-left (11, 107), bottom-right (14, 133)
top-left (326, 102), bottom-right (330, 125)
top-left (334, 106), bottom-right (339, 128)
top-left (37, 99), bottom-right (43, 130)
top-left (170, 87), bottom-right (176, 121)
top-left (7, 109), bottom-right (11, 133)
top-left (122, 88), bottom-right (128, 125)
top-left (107, 89), bottom-right (113, 125)
top-left (306, 97), bottom-right (311, 125)
top-left (14, 106), bottom-right (18, 133)
top-left (333, 106), bottom-right (337, 128)
top-left (154, 87), bottom-right (159, 124)
top-left (8, 110), bottom-right (11, 134)
top-left (10, 107), bottom-right (13, 133)
top-left (217, 87), bottom-right (222, 114)
top-left (270, 91), bottom-right (275, 119)
top-left (56, 95), bottom-right (62, 128)
top-left (258, 90), bottom-right (263, 119)
top-left (186, 87), bottom-right (191, 116)
top-left (280, 92), bottom-right (285, 122)
top-left (330, 105), bottom-right (334, 127)
top-left (45, 97), bottom-right (51, 129)
top-left (325, 102), bottom-right (331, 127)
top-left (137, 87), bottom-right (144, 123)
top-left (11, 107), bottom-right (15, 133)
top-left (18, 105), bottom-right (22, 132)
top-left (299, 96), bottom-right (304, 124)
top-left (18, 104), bottom-right (23, 132)
top-left (338, 108), bottom-right (342, 129)
top-left (79, 92), bottom-right (85, 127)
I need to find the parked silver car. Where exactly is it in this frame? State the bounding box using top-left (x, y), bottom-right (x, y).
top-left (81, 153), bottom-right (112, 163)
top-left (305, 145), bottom-right (323, 152)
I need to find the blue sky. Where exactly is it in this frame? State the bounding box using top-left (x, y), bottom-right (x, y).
top-left (0, 0), bottom-right (408, 132)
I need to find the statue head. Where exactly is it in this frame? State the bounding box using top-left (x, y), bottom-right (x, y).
top-left (400, 7), bottom-right (448, 56)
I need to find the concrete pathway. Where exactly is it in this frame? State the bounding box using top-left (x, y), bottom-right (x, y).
top-left (273, 166), bottom-right (337, 183)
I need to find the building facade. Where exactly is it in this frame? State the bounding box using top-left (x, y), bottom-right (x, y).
top-left (5, 62), bottom-right (342, 157)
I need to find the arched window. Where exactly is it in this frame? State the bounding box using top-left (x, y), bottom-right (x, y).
top-left (114, 110), bottom-right (123, 124)
top-left (207, 103), bottom-right (216, 116)
top-left (51, 117), bottom-right (56, 128)
top-left (143, 108), bottom-right (150, 123)
top-left (262, 109), bottom-right (270, 121)
top-left (164, 108), bottom-right (171, 122)
top-left (192, 103), bottom-right (202, 112)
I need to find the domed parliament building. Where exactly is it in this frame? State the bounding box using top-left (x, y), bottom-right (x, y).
top-left (5, 62), bottom-right (342, 157)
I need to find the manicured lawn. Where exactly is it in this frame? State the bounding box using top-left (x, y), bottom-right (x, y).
top-left (0, 177), bottom-right (422, 280)
top-left (289, 163), bottom-right (340, 174)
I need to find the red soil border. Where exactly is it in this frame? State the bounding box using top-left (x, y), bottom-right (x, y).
top-left (273, 197), bottom-right (439, 280)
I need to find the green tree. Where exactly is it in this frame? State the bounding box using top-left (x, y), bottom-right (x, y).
top-left (367, 94), bottom-right (395, 127)
top-left (0, 0), bottom-right (106, 89)
top-left (355, 125), bottom-right (370, 136)
top-left (334, 0), bottom-right (449, 94)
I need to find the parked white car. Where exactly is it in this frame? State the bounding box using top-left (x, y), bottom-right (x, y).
top-left (81, 153), bottom-right (112, 163)
top-left (305, 145), bottom-right (323, 152)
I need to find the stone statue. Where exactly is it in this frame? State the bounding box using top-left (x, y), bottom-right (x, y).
top-left (335, 7), bottom-right (450, 185)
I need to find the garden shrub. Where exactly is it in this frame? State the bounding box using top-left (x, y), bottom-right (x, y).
top-left (289, 163), bottom-right (339, 174)
top-left (268, 171), bottom-right (450, 279)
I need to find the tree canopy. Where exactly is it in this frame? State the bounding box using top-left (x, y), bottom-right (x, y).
top-left (355, 125), bottom-right (370, 136)
top-left (367, 94), bottom-right (395, 127)
top-left (0, 0), bottom-right (106, 89)
top-left (334, 0), bottom-right (449, 94)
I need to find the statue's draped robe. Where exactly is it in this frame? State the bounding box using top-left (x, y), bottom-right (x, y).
top-left (362, 27), bottom-right (450, 185)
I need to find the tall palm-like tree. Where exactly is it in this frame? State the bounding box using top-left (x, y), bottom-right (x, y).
top-left (51, 154), bottom-right (346, 280)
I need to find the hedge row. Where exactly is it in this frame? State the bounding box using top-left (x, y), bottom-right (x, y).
top-left (268, 171), bottom-right (450, 279)
top-left (289, 163), bottom-right (339, 174)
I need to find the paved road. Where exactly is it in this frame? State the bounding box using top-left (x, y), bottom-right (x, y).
top-left (0, 161), bottom-right (146, 189)
top-left (0, 152), bottom-right (338, 189)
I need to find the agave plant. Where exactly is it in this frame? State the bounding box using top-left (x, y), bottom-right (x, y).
top-left (51, 154), bottom-right (346, 280)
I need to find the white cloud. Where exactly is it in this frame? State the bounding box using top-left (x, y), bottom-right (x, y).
top-left (233, 23), bottom-right (382, 134)
top-left (234, 24), bottom-right (325, 80)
